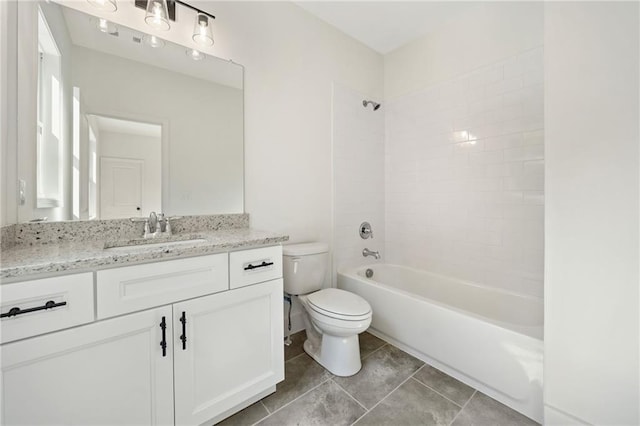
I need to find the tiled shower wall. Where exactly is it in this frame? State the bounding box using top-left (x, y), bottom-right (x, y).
top-left (385, 47), bottom-right (544, 297)
top-left (332, 84), bottom-right (385, 282)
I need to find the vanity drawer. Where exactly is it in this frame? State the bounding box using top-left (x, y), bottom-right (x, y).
top-left (1, 273), bottom-right (94, 344)
top-left (230, 246), bottom-right (282, 289)
top-left (96, 254), bottom-right (228, 319)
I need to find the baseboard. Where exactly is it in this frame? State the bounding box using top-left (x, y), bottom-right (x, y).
top-left (544, 404), bottom-right (591, 425)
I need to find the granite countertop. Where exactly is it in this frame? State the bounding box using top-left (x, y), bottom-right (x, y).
top-left (1, 228), bottom-right (289, 281)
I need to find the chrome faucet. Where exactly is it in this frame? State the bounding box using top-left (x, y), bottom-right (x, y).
top-left (362, 248), bottom-right (380, 260)
top-left (141, 212), bottom-right (171, 238)
top-left (131, 212), bottom-right (176, 238)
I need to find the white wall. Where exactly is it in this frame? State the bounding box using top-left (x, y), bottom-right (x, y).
top-left (99, 131), bottom-right (162, 215)
top-left (544, 2), bottom-right (639, 425)
top-left (0, 0), bottom-right (18, 226)
top-left (332, 83), bottom-right (385, 280)
top-left (198, 1), bottom-right (383, 247)
top-left (383, 3), bottom-right (544, 297)
top-left (384, 2), bottom-right (544, 100)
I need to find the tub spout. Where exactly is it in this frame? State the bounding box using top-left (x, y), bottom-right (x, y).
top-left (363, 248), bottom-right (380, 260)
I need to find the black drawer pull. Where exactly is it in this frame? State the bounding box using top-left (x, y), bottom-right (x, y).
top-left (180, 311), bottom-right (187, 350)
top-left (1, 300), bottom-right (67, 318)
top-left (244, 261), bottom-right (274, 271)
top-left (160, 316), bottom-right (167, 357)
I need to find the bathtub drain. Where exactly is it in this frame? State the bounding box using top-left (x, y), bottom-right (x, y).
top-left (365, 268), bottom-right (374, 278)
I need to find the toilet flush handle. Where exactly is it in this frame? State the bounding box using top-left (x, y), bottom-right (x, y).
top-left (291, 257), bottom-right (301, 274)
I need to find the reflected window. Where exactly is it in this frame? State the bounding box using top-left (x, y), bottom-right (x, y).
top-left (36, 8), bottom-right (63, 208)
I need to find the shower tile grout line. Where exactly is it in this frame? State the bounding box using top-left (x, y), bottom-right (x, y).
top-left (447, 389), bottom-right (478, 426)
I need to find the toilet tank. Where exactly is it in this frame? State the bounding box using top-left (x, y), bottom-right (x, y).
top-left (282, 242), bottom-right (329, 295)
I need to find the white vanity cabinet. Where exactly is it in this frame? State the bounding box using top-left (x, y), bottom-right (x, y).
top-left (1, 306), bottom-right (175, 425)
top-left (0, 245), bottom-right (284, 426)
top-left (174, 279), bottom-right (283, 425)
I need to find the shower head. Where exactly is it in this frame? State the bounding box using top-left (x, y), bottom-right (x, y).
top-left (362, 100), bottom-right (381, 111)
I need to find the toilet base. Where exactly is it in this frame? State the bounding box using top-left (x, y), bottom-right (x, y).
top-left (303, 334), bottom-right (362, 377)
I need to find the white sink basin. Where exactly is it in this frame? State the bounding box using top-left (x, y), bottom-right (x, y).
top-left (104, 238), bottom-right (207, 251)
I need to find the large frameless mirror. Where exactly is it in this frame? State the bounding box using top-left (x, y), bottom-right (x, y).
top-left (18, 0), bottom-right (244, 222)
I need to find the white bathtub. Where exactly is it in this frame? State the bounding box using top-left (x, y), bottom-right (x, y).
top-left (338, 264), bottom-right (543, 423)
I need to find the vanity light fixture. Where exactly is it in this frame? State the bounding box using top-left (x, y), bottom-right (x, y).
top-left (186, 48), bottom-right (205, 61)
top-left (135, 1), bottom-right (216, 46)
top-left (192, 13), bottom-right (214, 46)
top-left (145, 0), bottom-right (170, 31)
top-left (87, 0), bottom-right (117, 12)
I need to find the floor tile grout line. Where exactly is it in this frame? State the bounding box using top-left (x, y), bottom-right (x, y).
top-left (348, 365), bottom-right (424, 426)
top-left (408, 376), bottom-right (464, 408)
top-left (360, 342), bottom-right (388, 361)
top-left (284, 350), bottom-right (308, 364)
top-left (329, 378), bottom-right (369, 413)
top-left (447, 389), bottom-right (477, 426)
top-left (411, 363), bottom-right (426, 376)
top-left (259, 399), bottom-right (271, 415)
top-left (256, 377), bottom-right (333, 424)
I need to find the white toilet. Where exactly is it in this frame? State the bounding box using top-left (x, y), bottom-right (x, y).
top-left (283, 242), bottom-right (372, 377)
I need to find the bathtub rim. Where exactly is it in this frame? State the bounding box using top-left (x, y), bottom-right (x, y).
top-left (338, 263), bottom-right (543, 341)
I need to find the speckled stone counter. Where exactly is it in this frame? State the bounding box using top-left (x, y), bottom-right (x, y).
top-left (0, 215), bottom-right (288, 281)
top-left (6, 213), bottom-right (250, 246)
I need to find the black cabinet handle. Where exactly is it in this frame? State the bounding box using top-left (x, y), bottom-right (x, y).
top-left (160, 316), bottom-right (167, 357)
top-left (244, 261), bottom-right (274, 271)
top-left (180, 311), bottom-right (187, 350)
top-left (0, 300), bottom-right (67, 318)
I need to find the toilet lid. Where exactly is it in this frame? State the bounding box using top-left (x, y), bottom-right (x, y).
top-left (306, 288), bottom-right (371, 318)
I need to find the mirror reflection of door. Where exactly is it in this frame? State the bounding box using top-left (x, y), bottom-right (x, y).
top-left (100, 157), bottom-right (143, 219)
top-left (88, 115), bottom-right (162, 219)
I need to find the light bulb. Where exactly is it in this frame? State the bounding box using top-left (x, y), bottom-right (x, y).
top-left (192, 13), bottom-right (214, 47)
top-left (145, 0), bottom-right (170, 31)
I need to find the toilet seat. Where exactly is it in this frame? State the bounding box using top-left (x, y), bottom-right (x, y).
top-left (306, 288), bottom-right (372, 321)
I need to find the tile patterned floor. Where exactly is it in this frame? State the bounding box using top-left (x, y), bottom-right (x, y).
top-left (217, 331), bottom-right (539, 426)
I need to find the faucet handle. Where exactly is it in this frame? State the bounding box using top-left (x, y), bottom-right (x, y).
top-left (360, 222), bottom-right (373, 239)
top-left (143, 221), bottom-right (153, 238)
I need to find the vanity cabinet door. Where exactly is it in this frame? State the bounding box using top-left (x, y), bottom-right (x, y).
top-left (1, 306), bottom-right (174, 426)
top-left (173, 279), bottom-right (284, 426)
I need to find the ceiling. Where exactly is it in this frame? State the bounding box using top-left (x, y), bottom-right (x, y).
top-left (91, 115), bottom-right (162, 138)
top-left (295, 1), bottom-right (479, 54)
